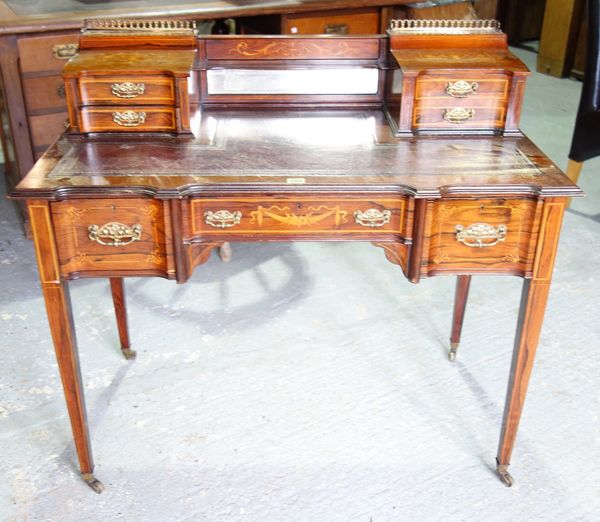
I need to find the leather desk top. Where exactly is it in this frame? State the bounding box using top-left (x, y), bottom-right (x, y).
top-left (13, 109), bottom-right (582, 199)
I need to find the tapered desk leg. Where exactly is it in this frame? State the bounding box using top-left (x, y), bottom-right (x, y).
top-left (449, 275), bottom-right (471, 361)
top-left (219, 241), bottom-right (232, 263)
top-left (496, 199), bottom-right (565, 487)
top-left (28, 202), bottom-right (103, 493)
top-left (109, 278), bottom-right (135, 360)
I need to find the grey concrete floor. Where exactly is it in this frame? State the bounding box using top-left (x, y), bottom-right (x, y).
top-left (1, 48), bottom-right (600, 521)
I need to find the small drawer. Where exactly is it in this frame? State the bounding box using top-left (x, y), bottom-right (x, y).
top-left (415, 76), bottom-right (510, 100)
top-left (23, 75), bottom-right (68, 113)
top-left (51, 199), bottom-right (167, 275)
top-left (425, 198), bottom-right (541, 275)
top-left (29, 111), bottom-right (69, 149)
top-left (413, 106), bottom-right (506, 131)
top-left (79, 107), bottom-right (176, 132)
top-left (78, 75), bottom-right (175, 106)
top-left (189, 197), bottom-right (408, 239)
top-left (282, 8), bottom-right (380, 35)
top-left (18, 33), bottom-right (80, 74)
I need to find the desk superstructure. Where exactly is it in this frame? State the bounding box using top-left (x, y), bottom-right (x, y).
top-left (10, 19), bottom-right (583, 493)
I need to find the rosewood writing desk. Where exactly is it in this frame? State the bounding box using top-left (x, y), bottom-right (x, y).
top-left (10, 20), bottom-right (583, 493)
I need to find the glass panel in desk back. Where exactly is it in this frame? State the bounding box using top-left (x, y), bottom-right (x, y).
top-left (206, 68), bottom-right (380, 95)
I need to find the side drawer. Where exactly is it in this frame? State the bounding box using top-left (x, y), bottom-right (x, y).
top-left (415, 75), bottom-right (510, 100)
top-left (189, 197), bottom-right (409, 239)
top-left (79, 107), bottom-right (176, 132)
top-left (424, 198), bottom-right (541, 276)
top-left (78, 75), bottom-right (175, 106)
top-left (51, 199), bottom-right (168, 275)
top-left (282, 8), bottom-right (380, 35)
top-left (18, 33), bottom-right (79, 74)
top-left (413, 106), bottom-right (506, 131)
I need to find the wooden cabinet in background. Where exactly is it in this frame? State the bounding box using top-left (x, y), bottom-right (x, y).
top-left (282, 8), bottom-right (382, 34)
top-left (537, 0), bottom-right (585, 78)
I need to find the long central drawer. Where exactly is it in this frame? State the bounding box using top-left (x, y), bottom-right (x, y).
top-left (187, 196), bottom-right (410, 240)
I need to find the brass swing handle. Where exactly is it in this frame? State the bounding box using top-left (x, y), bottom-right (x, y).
top-left (443, 107), bottom-right (475, 124)
top-left (445, 80), bottom-right (479, 98)
top-left (52, 43), bottom-right (79, 60)
top-left (111, 82), bottom-right (146, 99)
top-left (354, 208), bottom-right (391, 227)
top-left (204, 210), bottom-right (242, 228)
top-left (455, 223), bottom-right (507, 248)
top-left (112, 111), bottom-right (146, 127)
top-left (88, 222), bottom-right (142, 246)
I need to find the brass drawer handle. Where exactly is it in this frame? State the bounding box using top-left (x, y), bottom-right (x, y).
top-left (204, 210), bottom-right (242, 228)
top-left (455, 223), bottom-right (507, 248)
top-left (111, 82), bottom-right (146, 99)
top-left (324, 23), bottom-right (348, 34)
top-left (354, 208), bottom-right (391, 227)
top-left (445, 80), bottom-right (478, 98)
top-left (443, 107), bottom-right (475, 124)
top-left (112, 111), bottom-right (146, 127)
top-left (52, 43), bottom-right (79, 60)
top-left (88, 222), bottom-right (142, 246)
top-left (57, 84), bottom-right (66, 98)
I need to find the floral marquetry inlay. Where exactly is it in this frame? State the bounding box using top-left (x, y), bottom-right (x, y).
top-left (503, 249), bottom-right (521, 263)
top-left (228, 41), bottom-right (353, 58)
top-left (250, 205), bottom-right (348, 227)
top-left (433, 250), bottom-right (451, 264)
top-left (67, 207), bottom-right (88, 220)
top-left (146, 249), bottom-right (163, 265)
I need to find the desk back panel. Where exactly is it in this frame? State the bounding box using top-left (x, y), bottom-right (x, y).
top-left (197, 35), bottom-right (388, 107)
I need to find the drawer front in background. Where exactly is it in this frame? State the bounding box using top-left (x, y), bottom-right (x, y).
top-left (79, 107), bottom-right (176, 132)
top-left (425, 198), bottom-right (541, 275)
top-left (18, 33), bottom-right (80, 74)
top-left (190, 197), bottom-right (409, 239)
top-left (78, 76), bottom-right (175, 106)
top-left (23, 75), bottom-right (68, 113)
top-left (282, 8), bottom-right (380, 35)
top-left (29, 111), bottom-right (69, 152)
top-left (52, 199), bottom-right (168, 275)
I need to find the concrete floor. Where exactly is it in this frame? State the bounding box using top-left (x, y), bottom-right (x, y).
top-left (1, 48), bottom-right (600, 521)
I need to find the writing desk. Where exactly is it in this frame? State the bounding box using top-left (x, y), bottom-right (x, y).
top-left (10, 24), bottom-right (583, 493)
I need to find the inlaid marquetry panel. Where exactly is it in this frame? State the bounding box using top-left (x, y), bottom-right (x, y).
top-left (204, 37), bottom-right (382, 60)
top-left (188, 196), bottom-right (409, 240)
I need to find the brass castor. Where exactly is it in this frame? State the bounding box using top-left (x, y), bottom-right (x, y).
top-left (82, 473), bottom-right (104, 494)
top-left (496, 464), bottom-right (514, 487)
top-left (448, 341), bottom-right (459, 362)
top-left (121, 348), bottom-right (137, 360)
